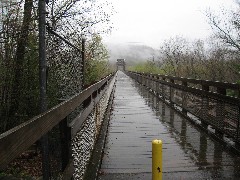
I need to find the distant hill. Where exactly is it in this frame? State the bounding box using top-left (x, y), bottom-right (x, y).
top-left (105, 43), bottom-right (159, 66)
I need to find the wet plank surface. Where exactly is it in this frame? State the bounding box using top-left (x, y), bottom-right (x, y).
top-left (98, 71), bottom-right (240, 179)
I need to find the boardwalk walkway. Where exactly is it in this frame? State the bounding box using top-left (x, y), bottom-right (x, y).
top-left (98, 71), bottom-right (240, 180)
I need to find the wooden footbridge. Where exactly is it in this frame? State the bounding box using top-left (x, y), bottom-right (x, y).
top-left (1, 71), bottom-right (240, 179)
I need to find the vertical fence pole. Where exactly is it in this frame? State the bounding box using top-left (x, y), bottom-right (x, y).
top-left (38, 0), bottom-right (50, 178)
top-left (236, 106), bottom-right (240, 143)
top-left (152, 139), bottom-right (162, 180)
top-left (81, 38), bottom-right (86, 87)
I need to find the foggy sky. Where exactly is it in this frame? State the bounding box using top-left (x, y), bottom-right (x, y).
top-left (103, 0), bottom-right (237, 49)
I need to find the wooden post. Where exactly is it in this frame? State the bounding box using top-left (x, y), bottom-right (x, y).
top-left (59, 118), bottom-right (71, 172)
top-left (199, 134), bottom-right (207, 164)
top-left (215, 87), bottom-right (226, 138)
top-left (151, 75), bottom-right (154, 91)
top-left (236, 105), bottom-right (240, 143)
top-left (143, 73), bottom-right (146, 86)
top-left (162, 77), bottom-right (166, 100)
top-left (201, 85), bottom-right (209, 129)
top-left (182, 81), bottom-right (187, 116)
top-left (170, 79), bottom-right (174, 104)
top-left (147, 74), bottom-right (150, 87)
top-left (156, 76), bottom-right (160, 95)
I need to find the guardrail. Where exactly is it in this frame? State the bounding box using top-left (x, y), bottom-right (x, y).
top-left (127, 71), bottom-right (240, 144)
top-left (0, 73), bottom-right (116, 178)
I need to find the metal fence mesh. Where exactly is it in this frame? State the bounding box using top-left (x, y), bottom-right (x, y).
top-left (46, 32), bottom-right (83, 102)
top-left (40, 29), bottom-right (84, 177)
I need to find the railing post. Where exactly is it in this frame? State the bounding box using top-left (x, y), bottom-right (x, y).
top-left (147, 74), bottom-right (150, 88)
top-left (201, 85), bottom-right (209, 129)
top-left (149, 74), bottom-right (151, 88)
top-left (142, 73), bottom-right (145, 86)
top-left (199, 134), bottom-right (207, 164)
top-left (152, 75), bottom-right (155, 91)
top-left (151, 75), bottom-right (154, 91)
top-left (237, 106), bottom-right (240, 143)
top-left (162, 77), bottom-right (166, 100)
top-left (182, 81), bottom-right (187, 116)
top-left (140, 73), bottom-right (143, 84)
top-left (215, 87), bottom-right (226, 138)
top-left (144, 73), bottom-right (147, 86)
top-left (154, 76), bottom-right (157, 93)
top-left (156, 76), bottom-right (160, 95)
top-left (170, 79), bottom-right (174, 105)
top-left (59, 117), bottom-right (71, 172)
top-left (151, 75), bottom-right (155, 91)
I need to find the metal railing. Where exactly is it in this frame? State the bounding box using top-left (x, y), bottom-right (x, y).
top-left (127, 71), bottom-right (240, 144)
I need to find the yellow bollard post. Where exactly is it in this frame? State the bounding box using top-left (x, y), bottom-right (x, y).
top-left (152, 139), bottom-right (162, 180)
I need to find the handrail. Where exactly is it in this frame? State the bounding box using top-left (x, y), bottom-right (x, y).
top-left (132, 71), bottom-right (240, 91)
top-left (127, 71), bottom-right (240, 144)
top-left (0, 73), bottom-right (115, 170)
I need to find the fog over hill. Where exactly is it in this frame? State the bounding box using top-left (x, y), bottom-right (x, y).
top-left (105, 43), bottom-right (159, 66)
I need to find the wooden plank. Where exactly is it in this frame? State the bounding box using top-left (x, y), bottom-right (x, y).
top-left (70, 101), bottom-right (95, 137)
top-left (62, 159), bottom-right (74, 180)
top-left (0, 74), bottom-right (113, 169)
top-left (69, 86), bottom-right (108, 137)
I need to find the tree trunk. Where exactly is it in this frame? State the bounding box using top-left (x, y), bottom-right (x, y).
top-left (10, 0), bottom-right (33, 120)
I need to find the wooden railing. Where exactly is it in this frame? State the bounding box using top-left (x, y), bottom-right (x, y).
top-left (127, 71), bottom-right (240, 144)
top-left (0, 73), bottom-right (116, 177)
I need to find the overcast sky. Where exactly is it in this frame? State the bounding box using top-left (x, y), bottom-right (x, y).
top-left (103, 0), bottom-right (237, 48)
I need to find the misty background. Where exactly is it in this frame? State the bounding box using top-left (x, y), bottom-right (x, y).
top-left (103, 0), bottom-right (237, 65)
top-left (106, 43), bottom-right (159, 65)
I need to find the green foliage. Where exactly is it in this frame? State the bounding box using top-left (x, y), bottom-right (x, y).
top-left (84, 34), bottom-right (112, 86)
top-left (128, 61), bottom-right (164, 74)
top-left (160, 63), bottom-right (176, 76)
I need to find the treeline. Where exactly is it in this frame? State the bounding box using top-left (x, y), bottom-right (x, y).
top-left (129, 2), bottom-right (240, 84)
top-left (0, 0), bottom-right (114, 133)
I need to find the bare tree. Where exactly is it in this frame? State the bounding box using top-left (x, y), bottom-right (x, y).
top-left (206, 4), bottom-right (240, 52)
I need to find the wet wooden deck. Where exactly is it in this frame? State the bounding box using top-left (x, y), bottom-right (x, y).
top-left (98, 71), bottom-right (240, 179)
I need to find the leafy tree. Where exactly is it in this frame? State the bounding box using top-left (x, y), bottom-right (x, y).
top-left (128, 60), bottom-right (163, 74)
top-left (84, 34), bottom-right (112, 86)
top-left (0, 0), bottom-right (114, 133)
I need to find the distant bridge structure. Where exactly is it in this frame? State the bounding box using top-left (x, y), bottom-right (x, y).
top-left (116, 59), bottom-right (125, 71)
